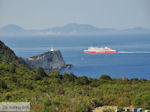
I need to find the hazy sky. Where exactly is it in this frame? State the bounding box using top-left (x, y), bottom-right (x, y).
top-left (0, 0), bottom-right (150, 29)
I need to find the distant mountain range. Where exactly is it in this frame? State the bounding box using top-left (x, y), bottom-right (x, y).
top-left (0, 23), bottom-right (150, 36)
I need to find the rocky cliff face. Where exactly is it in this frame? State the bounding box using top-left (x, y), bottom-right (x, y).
top-left (25, 50), bottom-right (66, 70)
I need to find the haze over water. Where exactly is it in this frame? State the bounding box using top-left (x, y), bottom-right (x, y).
top-left (0, 34), bottom-right (150, 79)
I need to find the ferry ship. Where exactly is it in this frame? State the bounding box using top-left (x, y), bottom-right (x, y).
top-left (84, 46), bottom-right (117, 54)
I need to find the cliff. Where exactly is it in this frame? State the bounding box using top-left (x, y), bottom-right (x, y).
top-left (25, 50), bottom-right (66, 70)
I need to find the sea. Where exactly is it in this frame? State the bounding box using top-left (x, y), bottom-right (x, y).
top-left (0, 34), bottom-right (150, 79)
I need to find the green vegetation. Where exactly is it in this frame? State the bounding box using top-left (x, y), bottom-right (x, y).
top-left (0, 40), bottom-right (150, 112)
top-left (99, 74), bottom-right (112, 80)
top-left (102, 108), bottom-right (114, 112)
top-left (0, 62), bottom-right (150, 112)
top-left (0, 41), bottom-right (28, 67)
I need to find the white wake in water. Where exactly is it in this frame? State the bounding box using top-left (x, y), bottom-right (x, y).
top-left (118, 51), bottom-right (150, 54)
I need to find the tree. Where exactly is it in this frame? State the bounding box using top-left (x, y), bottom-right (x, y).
top-left (49, 69), bottom-right (61, 79)
top-left (0, 80), bottom-right (7, 89)
top-left (130, 78), bottom-right (139, 82)
top-left (9, 63), bottom-right (16, 73)
top-left (41, 99), bottom-right (52, 112)
top-left (100, 75), bottom-right (112, 80)
top-left (75, 76), bottom-right (89, 85)
top-left (62, 72), bottom-right (77, 82)
top-left (36, 67), bottom-right (47, 77)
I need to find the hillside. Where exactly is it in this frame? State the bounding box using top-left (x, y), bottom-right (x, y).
top-left (0, 40), bottom-right (28, 66)
top-left (0, 41), bottom-right (150, 112)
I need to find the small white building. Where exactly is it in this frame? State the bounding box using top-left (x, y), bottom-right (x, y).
top-left (50, 46), bottom-right (54, 52)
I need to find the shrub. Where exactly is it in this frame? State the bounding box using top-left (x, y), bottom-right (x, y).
top-left (34, 74), bottom-right (42, 80)
top-left (41, 99), bottom-right (52, 112)
top-left (25, 82), bottom-right (33, 90)
top-left (9, 63), bottom-right (16, 73)
top-left (75, 76), bottom-right (89, 85)
top-left (11, 76), bottom-right (18, 82)
top-left (130, 78), bottom-right (139, 82)
top-left (49, 70), bottom-right (62, 79)
top-left (100, 75), bottom-right (112, 80)
top-left (78, 102), bottom-right (91, 112)
top-left (91, 99), bottom-right (103, 107)
top-left (102, 108), bottom-right (114, 112)
top-left (132, 91), bottom-right (150, 109)
top-left (43, 99), bottom-right (51, 106)
top-left (56, 88), bottom-right (65, 95)
top-left (0, 80), bottom-right (7, 89)
top-left (89, 78), bottom-right (99, 87)
top-left (36, 67), bottom-right (47, 77)
top-left (62, 72), bottom-right (77, 82)
top-left (140, 78), bottom-right (147, 82)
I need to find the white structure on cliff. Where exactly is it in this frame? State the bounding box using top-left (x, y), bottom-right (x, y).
top-left (50, 46), bottom-right (54, 52)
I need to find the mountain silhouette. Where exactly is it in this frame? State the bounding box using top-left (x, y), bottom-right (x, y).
top-left (0, 23), bottom-right (149, 36)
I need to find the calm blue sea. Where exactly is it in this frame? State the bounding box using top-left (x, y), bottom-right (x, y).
top-left (0, 34), bottom-right (150, 79)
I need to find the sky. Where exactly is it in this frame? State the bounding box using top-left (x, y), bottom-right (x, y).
top-left (0, 0), bottom-right (150, 30)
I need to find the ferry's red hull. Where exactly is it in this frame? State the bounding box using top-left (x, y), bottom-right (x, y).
top-left (84, 50), bottom-right (117, 54)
